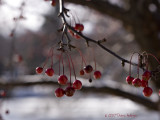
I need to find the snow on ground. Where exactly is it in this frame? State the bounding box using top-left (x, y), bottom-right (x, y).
top-left (1, 94), bottom-right (160, 120)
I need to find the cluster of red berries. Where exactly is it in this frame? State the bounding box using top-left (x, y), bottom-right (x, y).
top-left (36, 47), bottom-right (102, 97)
top-left (36, 49), bottom-right (84, 97)
top-left (36, 67), bottom-right (54, 76)
top-left (37, 66), bottom-right (82, 98)
top-left (80, 65), bottom-right (102, 81)
top-left (55, 64), bottom-right (101, 97)
top-left (125, 52), bottom-right (160, 97)
top-left (55, 78), bottom-right (82, 97)
top-left (126, 70), bottom-right (153, 97)
top-left (76, 48), bottom-right (102, 82)
top-left (68, 23), bottom-right (84, 39)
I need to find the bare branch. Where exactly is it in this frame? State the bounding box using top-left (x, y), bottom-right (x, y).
top-left (0, 79), bottom-right (158, 110)
top-left (58, 0), bottom-right (146, 70)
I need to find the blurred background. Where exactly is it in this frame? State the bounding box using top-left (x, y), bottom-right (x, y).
top-left (0, 0), bottom-right (160, 120)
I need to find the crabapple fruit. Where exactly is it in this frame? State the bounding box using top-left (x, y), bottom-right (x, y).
top-left (45, 68), bottom-right (54, 76)
top-left (73, 80), bottom-right (82, 90)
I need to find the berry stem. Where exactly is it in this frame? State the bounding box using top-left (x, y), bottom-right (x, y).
top-left (51, 47), bottom-right (54, 68)
top-left (94, 57), bottom-right (97, 71)
top-left (42, 47), bottom-right (54, 68)
top-left (59, 52), bottom-right (63, 76)
top-left (73, 11), bottom-right (80, 23)
top-left (147, 53), bottom-right (160, 65)
top-left (67, 53), bottom-right (77, 80)
top-left (75, 48), bottom-right (87, 66)
top-left (137, 55), bottom-right (140, 78)
top-left (65, 52), bottom-right (72, 86)
top-left (92, 48), bottom-right (97, 70)
top-left (81, 55), bottom-right (83, 70)
top-left (61, 53), bottom-right (65, 75)
top-left (129, 52), bottom-right (140, 76)
top-left (69, 12), bottom-right (76, 26)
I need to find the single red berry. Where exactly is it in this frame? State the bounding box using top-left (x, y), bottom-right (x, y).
top-left (159, 90), bottom-right (160, 96)
top-left (36, 67), bottom-right (43, 74)
top-left (73, 80), bottom-right (82, 90)
top-left (126, 76), bottom-right (134, 85)
top-left (142, 71), bottom-right (151, 81)
top-left (58, 75), bottom-right (68, 85)
top-left (132, 78), bottom-right (141, 87)
top-left (80, 69), bottom-right (85, 75)
top-left (141, 80), bottom-right (148, 87)
top-left (54, 88), bottom-right (64, 97)
top-left (65, 86), bottom-right (75, 97)
top-left (94, 71), bottom-right (101, 79)
top-left (45, 68), bottom-right (54, 76)
top-left (143, 87), bottom-right (153, 97)
top-left (0, 90), bottom-right (6, 97)
top-left (55, 88), bottom-right (65, 97)
top-left (51, 0), bottom-right (56, 6)
top-left (75, 24), bottom-right (84, 32)
top-left (84, 65), bottom-right (93, 73)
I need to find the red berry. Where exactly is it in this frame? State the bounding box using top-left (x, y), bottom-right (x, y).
top-left (75, 24), bottom-right (84, 32)
top-left (73, 80), bottom-right (82, 90)
top-left (51, 0), bottom-right (56, 6)
top-left (58, 75), bottom-right (68, 85)
top-left (141, 80), bottom-right (148, 87)
top-left (36, 67), bottom-right (43, 74)
top-left (84, 65), bottom-right (93, 73)
top-left (143, 87), bottom-right (153, 97)
top-left (45, 68), bottom-right (54, 76)
top-left (55, 88), bottom-right (64, 97)
top-left (142, 71), bottom-right (151, 81)
top-left (65, 86), bottom-right (75, 97)
top-left (94, 71), bottom-right (101, 79)
top-left (0, 90), bottom-right (6, 97)
top-left (132, 78), bottom-right (141, 87)
top-left (126, 76), bottom-right (134, 85)
top-left (159, 90), bottom-right (160, 96)
top-left (80, 69), bottom-right (85, 75)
